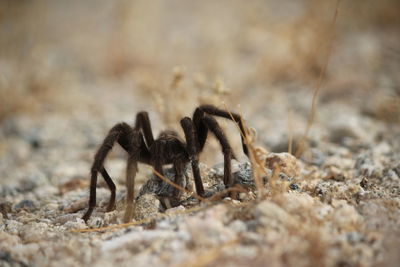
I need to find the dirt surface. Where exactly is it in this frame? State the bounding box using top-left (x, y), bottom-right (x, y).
top-left (1, 1), bottom-right (400, 266)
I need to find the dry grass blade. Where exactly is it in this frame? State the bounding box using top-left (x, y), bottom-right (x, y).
top-left (287, 107), bottom-right (294, 155)
top-left (269, 161), bottom-right (284, 197)
top-left (152, 168), bottom-right (206, 202)
top-left (222, 103), bottom-right (268, 199)
top-left (295, 0), bottom-right (342, 158)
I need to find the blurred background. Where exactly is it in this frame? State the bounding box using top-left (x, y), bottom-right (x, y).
top-left (0, 0), bottom-right (399, 164)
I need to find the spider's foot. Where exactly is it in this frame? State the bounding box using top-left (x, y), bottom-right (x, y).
top-left (82, 208), bottom-right (93, 222)
top-left (123, 203), bottom-right (135, 223)
top-left (106, 202), bottom-right (116, 212)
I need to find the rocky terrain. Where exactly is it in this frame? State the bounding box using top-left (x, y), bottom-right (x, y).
top-left (1, 88), bottom-right (399, 266)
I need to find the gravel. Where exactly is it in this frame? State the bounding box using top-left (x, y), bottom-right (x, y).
top-left (0, 106), bottom-right (399, 267)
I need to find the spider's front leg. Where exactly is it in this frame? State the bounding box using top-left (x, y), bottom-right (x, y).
top-left (82, 123), bottom-right (134, 222)
top-left (123, 112), bottom-right (153, 222)
top-left (123, 154), bottom-right (139, 223)
top-left (181, 117), bottom-right (205, 197)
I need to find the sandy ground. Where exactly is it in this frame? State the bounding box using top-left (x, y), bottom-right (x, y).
top-left (1, 1), bottom-right (400, 266)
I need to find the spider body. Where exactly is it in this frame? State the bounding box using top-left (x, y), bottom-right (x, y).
top-left (82, 105), bottom-right (249, 222)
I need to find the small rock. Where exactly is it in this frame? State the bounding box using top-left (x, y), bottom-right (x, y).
top-left (241, 231), bottom-right (264, 245)
top-left (229, 220), bottom-right (247, 233)
top-left (87, 216), bottom-right (105, 228)
top-left (5, 220), bottom-right (23, 235)
top-left (212, 161), bottom-right (241, 176)
top-left (18, 172), bottom-right (48, 193)
top-left (100, 230), bottom-right (175, 252)
top-left (289, 183), bottom-right (300, 191)
top-left (314, 181), bottom-right (330, 197)
top-left (302, 148), bottom-right (325, 166)
top-left (326, 110), bottom-right (367, 145)
top-left (63, 198), bottom-right (89, 213)
top-left (182, 205), bottom-right (235, 246)
top-left (0, 231), bottom-right (21, 247)
top-left (210, 161), bottom-right (255, 189)
top-left (14, 199), bottom-right (37, 212)
top-left (134, 193), bottom-right (161, 221)
top-left (325, 166), bottom-right (347, 181)
top-left (252, 200), bottom-right (293, 230)
top-left (0, 251), bottom-right (14, 265)
top-left (20, 222), bottom-right (48, 243)
top-left (265, 153), bottom-right (301, 178)
top-left (234, 162), bottom-right (254, 187)
top-left (314, 204), bottom-right (333, 220)
top-left (331, 200), bottom-right (362, 229)
top-left (58, 179), bottom-right (88, 195)
top-left (10, 243), bottom-right (40, 264)
top-left (279, 193), bottom-right (315, 213)
top-left (354, 153), bottom-right (384, 179)
top-left (63, 218), bottom-right (87, 230)
top-left (0, 186), bottom-right (18, 198)
top-left (346, 232), bottom-right (365, 245)
top-left (54, 214), bottom-right (81, 225)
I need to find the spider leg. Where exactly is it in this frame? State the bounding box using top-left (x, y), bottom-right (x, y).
top-left (193, 108), bottom-right (208, 152)
top-left (82, 123), bottom-right (134, 222)
top-left (202, 115), bottom-right (235, 189)
top-left (100, 168), bottom-right (116, 212)
top-left (135, 111), bottom-right (155, 147)
top-left (123, 154), bottom-right (139, 222)
top-left (170, 159), bottom-right (185, 204)
top-left (194, 105), bottom-right (249, 157)
top-left (121, 112), bottom-right (155, 222)
top-left (151, 140), bottom-right (166, 182)
top-left (181, 117), bottom-right (205, 196)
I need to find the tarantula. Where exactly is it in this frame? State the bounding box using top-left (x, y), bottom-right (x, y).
top-left (82, 105), bottom-right (249, 222)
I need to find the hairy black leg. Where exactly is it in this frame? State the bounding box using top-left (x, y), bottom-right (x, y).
top-left (193, 108), bottom-right (208, 152)
top-left (100, 168), bottom-right (116, 212)
top-left (123, 154), bottom-right (139, 222)
top-left (202, 115), bottom-right (234, 188)
top-left (135, 111), bottom-right (155, 147)
top-left (172, 160), bottom-right (185, 200)
top-left (180, 117), bottom-right (205, 196)
top-left (82, 123), bottom-right (133, 222)
top-left (196, 105), bottom-right (249, 157)
top-left (151, 140), bottom-right (165, 182)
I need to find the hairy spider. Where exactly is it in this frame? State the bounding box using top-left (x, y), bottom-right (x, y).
top-left (82, 105), bottom-right (249, 222)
